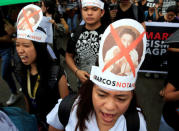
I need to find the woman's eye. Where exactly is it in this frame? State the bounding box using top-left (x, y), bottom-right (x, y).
top-left (83, 8), bottom-right (87, 11)
top-left (117, 98), bottom-right (126, 102)
top-left (98, 94), bottom-right (106, 97)
top-left (16, 44), bottom-right (19, 47)
top-left (23, 44), bottom-right (30, 47)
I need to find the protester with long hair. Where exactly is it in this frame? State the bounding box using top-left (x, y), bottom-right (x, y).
top-left (15, 4), bottom-right (69, 130)
top-left (47, 18), bottom-right (147, 131)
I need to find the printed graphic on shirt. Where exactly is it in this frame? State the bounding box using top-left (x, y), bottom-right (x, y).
top-left (74, 30), bottom-right (103, 73)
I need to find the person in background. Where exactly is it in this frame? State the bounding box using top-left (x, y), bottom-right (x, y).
top-left (159, 30), bottom-right (179, 131)
top-left (158, 8), bottom-right (163, 17)
top-left (0, 7), bottom-right (19, 106)
top-left (108, 0), bottom-right (119, 22)
top-left (65, 0), bottom-right (106, 88)
top-left (15, 4), bottom-right (69, 130)
top-left (56, 0), bottom-right (66, 16)
top-left (66, 0), bottom-right (80, 33)
top-left (114, 0), bottom-right (145, 28)
top-left (158, 5), bottom-right (179, 23)
top-left (39, 0), bottom-right (55, 47)
top-left (144, 2), bottom-right (159, 22)
top-left (50, 1), bottom-right (69, 59)
top-left (140, 0), bottom-right (149, 12)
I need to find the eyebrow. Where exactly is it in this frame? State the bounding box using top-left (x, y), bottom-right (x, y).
top-left (97, 88), bottom-right (128, 97)
top-left (97, 88), bottom-right (109, 94)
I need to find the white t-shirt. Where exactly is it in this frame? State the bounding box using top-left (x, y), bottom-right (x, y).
top-left (39, 16), bottom-right (53, 44)
top-left (47, 99), bottom-right (147, 131)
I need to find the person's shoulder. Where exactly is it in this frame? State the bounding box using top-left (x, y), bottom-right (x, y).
top-left (71, 25), bottom-right (85, 38)
top-left (95, 24), bottom-right (107, 34)
top-left (75, 25), bottom-right (85, 32)
top-left (46, 99), bottom-right (64, 130)
top-left (172, 17), bottom-right (179, 23)
top-left (136, 108), bottom-right (147, 131)
top-left (47, 62), bottom-right (65, 79)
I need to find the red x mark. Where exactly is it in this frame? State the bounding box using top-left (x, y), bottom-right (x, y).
top-left (102, 24), bottom-right (145, 77)
top-left (17, 8), bottom-right (41, 32)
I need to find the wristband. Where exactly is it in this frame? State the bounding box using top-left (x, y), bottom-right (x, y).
top-left (75, 69), bottom-right (79, 76)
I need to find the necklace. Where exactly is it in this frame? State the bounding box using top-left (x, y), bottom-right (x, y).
top-left (27, 69), bottom-right (40, 100)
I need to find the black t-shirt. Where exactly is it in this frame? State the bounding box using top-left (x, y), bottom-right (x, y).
top-left (146, 13), bottom-right (154, 21)
top-left (22, 64), bottom-right (64, 123)
top-left (138, 1), bottom-right (149, 12)
top-left (145, 11), bottom-right (156, 21)
top-left (115, 4), bottom-right (145, 23)
top-left (66, 25), bottom-right (106, 73)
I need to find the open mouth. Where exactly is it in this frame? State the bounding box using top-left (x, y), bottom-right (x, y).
top-left (101, 111), bottom-right (116, 123)
top-left (19, 55), bottom-right (28, 63)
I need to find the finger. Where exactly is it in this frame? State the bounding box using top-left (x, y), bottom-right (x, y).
top-left (86, 73), bottom-right (90, 78)
top-left (84, 71), bottom-right (89, 76)
top-left (80, 77), bottom-right (88, 83)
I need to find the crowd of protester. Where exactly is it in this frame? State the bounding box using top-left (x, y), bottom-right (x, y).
top-left (0, 0), bottom-right (179, 131)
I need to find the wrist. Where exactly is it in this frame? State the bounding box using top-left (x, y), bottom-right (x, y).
top-left (75, 69), bottom-right (79, 76)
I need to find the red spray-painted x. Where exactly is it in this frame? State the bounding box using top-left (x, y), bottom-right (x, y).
top-left (102, 24), bottom-right (145, 77)
top-left (17, 8), bottom-right (41, 32)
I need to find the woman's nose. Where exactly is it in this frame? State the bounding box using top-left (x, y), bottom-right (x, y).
top-left (104, 98), bottom-right (116, 111)
top-left (17, 46), bottom-right (24, 54)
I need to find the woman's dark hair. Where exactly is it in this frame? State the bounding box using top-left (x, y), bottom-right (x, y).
top-left (13, 40), bottom-right (57, 86)
top-left (166, 5), bottom-right (177, 14)
top-left (31, 41), bottom-right (56, 76)
top-left (42, 0), bottom-right (56, 15)
top-left (75, 80), bottom-right (94, 131)
top-left (75, 80), bottom-right (141, 131)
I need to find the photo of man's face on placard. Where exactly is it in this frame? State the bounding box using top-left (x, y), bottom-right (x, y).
top-left (102, 26), bottom-right (143, 76)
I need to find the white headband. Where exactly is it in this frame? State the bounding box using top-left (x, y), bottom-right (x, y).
top-left (90, 19), bottom-right (147, 91)
top-left (17, 4), bottom-right (47, 43)
top-left (81, 0), bottom-right (104, 9)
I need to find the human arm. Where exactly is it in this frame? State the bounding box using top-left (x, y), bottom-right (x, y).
top-left (0, 35), bottom-right (13, 43)
top-left (50, 17), bottom-right (69, 34)
top-left (58, 75), bottom-right (69, 99)
top-left (168, 48), bottom-right (179, 52)
top-left (155, 4), bottom-right (159, 21)
top-left (65, 52), bottom-right (89, 83)
top-left (60, 18), bottom-right (69, 34)
top-left (160, 82), bottom-right (179, 101)
top-left (4, 21), bottom-right (16, 36)
top-left (158, 0), bottom-right (163, 8)
top-left (109, 9), bottom-right (118, 22)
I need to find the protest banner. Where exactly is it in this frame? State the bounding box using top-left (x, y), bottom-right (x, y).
top-left (140, 22), bottom-right (179, 73)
